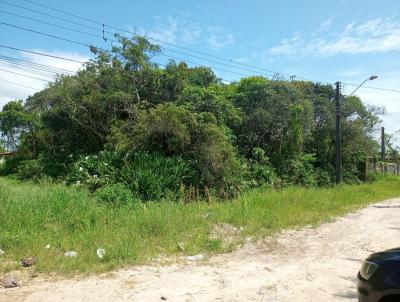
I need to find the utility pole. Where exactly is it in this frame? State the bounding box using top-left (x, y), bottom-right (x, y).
top-left (381, 126), bottom-right (385, 162)
top-left (381, 126), bottom-right (386, 174)
top-left (335, 82), bottom-right (342, 184)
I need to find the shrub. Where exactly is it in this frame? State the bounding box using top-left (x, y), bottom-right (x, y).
top-left (67, 150), bottom-right (198, 201)
top-left (66, 150), bottom-right (123, 191)
top-left (17, 159), bottom-right (44, 180)
top-left (120, 152), bottom-right (198, 201)
top-left (96, 183), bottom-right (136, 205)
top-left (192, 123), bottom-right (241, 191)
top-left (133, 103), bottom-right (195, 155)
top-left (244, 148), bottom-right (278, 188)
top-left (284, 153), bottom-right (318, 187)
top-left (131, 103), bottom-right (241, 192)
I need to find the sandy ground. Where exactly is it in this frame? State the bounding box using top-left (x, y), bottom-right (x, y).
top-left (2, 198), bottom-right (400, 302)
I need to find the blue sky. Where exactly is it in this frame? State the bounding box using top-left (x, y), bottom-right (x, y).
top-left (0, 0), bottom-right (399, 142)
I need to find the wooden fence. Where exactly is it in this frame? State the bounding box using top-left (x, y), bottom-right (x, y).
top-left (367, 157), bottom-right (400, 176)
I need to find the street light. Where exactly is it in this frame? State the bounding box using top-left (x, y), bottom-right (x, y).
top-left (348, 75), bottom-right (378, 97)
top-left (335, 75), bottom-right (379, 184)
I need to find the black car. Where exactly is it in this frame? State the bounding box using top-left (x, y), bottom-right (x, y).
top-left (357, 247), bottom-right (400, 302)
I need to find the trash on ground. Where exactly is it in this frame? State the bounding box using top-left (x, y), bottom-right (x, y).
top-left (186, 254), bottom-right (204, 261)
top-left (0, 276), bottom-right (19, 288)
top-left (45, 244), bottom-right (51, 249)
top-left (202, 212), bottom-right (212, 218)
top-left (21, 257), bottom-right (37, 267)
top-left (64, 251), bottom-right (78, 257)
top-left (0, 249), bottom-right (4, 256)
top-left (97, 248), bottom-right (105, 259)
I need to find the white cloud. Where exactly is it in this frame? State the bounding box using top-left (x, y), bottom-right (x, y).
top-left (137, 16), bottom-right (179, 44)
top-left (337, 69), bottom-right (364, 78)
top-left (132, 14), bottom-right (235, 50)
top-left (270, 18), bottom-right (400, 58)
top-left (320, 17), bottom-right (334, 31)
top-left (206, 26), bottom-right (235, 50)
top-left (135, 15), bottom-right (202, 45)
top-left (0, 50), bottom-right (89, 110)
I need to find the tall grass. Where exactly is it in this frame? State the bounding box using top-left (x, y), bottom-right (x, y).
top-left (1, 176), bottom-right (400, 275)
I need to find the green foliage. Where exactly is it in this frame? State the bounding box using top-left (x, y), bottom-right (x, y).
top-left (16, 159), bottom-right (45, 180)
top-left (119, 152), bottom-right (197, 201)
top-left (284, 154), bottom-right (318, 186)
top-left (178, 85), bottom-right (241, 128)
top-left (0, 100), bottom-right (37, 150)
top-left (66, 150), bottom-right (124, 190)
top-left (67, 150), bottom-right (197, 201)
top-left (131, 103), bottom-right (239, 190)
top-left (133, 103), bottom-right (195, 155)
top-left (244, 148), bottom-right (278, 188)
top-left (0, 35), bottom-right (383, 193)
top-left (1, 177), bottom-right (399, 274)
top-left (96, 183), bottom-right (137, 205)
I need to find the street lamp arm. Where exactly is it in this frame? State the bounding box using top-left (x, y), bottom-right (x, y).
top-left (348, 75), bottom-right (378, 97)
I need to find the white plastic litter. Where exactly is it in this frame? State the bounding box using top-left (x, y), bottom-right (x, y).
top-left (96, 248), bottom-right (106, 259)
top-left (45, 244), bottom-right (51, 249)
top-left (0, 249), bottom-right (4, 256)
top-left (186, 254), bottom-right (204, 261)
top-left (64, 251), bottom-right (78, 257)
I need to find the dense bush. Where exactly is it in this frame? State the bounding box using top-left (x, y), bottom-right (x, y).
top-left (0, 34), bottom-right (385, 201)
top-left (244, 148), bottom-right (278, 188)
top-left (67, 151), bottom-right (197, 201)
top-left (96, 183), bottom-right (137, 205)
top-left (16, 159), bottom-right (45, 180)
top-left (284, 154), bottom-right (318, 186)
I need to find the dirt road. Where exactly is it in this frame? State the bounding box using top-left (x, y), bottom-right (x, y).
top-left (2, 198), bottom-right (400, 302)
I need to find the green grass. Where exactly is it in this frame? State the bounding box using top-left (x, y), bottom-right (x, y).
top-left (1, 176), bottom-right (400, 275)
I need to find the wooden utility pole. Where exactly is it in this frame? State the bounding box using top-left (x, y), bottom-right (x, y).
top-left (381, 127), bottom-right (385, 162)
top-left (335, 82), bottom-right (342, 184)
top-left (381, 127), bottom-right (386, 173)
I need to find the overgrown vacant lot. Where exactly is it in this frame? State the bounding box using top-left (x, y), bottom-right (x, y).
top-left (1, 177), bottom-right (400, 275)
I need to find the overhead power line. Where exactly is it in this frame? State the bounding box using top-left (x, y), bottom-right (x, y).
top-left (11, 0), bottom-right (298, 77)
top-left (0, 54), bottom-right (76, 74)
top-left (19, 0), bottom-right (105, 26)
top-left (1, 3), bottom-right (399, 93)
top-left (159, 53), bottom-right (253, 78)
top-left (5, 0), bottom-right (400, 94)
top-left (343, 82), bottom-right (400, 94)
top-left (0, 45), bottom-right (86, 63)
top-left (0, 8), bottom-right (280, 78)
top-left (0, 21), bottom-right (92, 48)
top-left (0, 77), bottom-right (39, 90)
top-left (0, 44), bottom-right (237, 84)
top-left (0, 22), bottom-right (261, 79)
top-left (0, 9), bottom-right (108, 40)
top-left (0, 60), bottom-right (59, 77)
top-left (0, 67), bottom-right (51, 82)
top-left (0, 5), bottom-right (277, 77)
top-left (6, 0), bottom-right (400, 92)
top-left (0, 0), bottom-right (104, 34)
